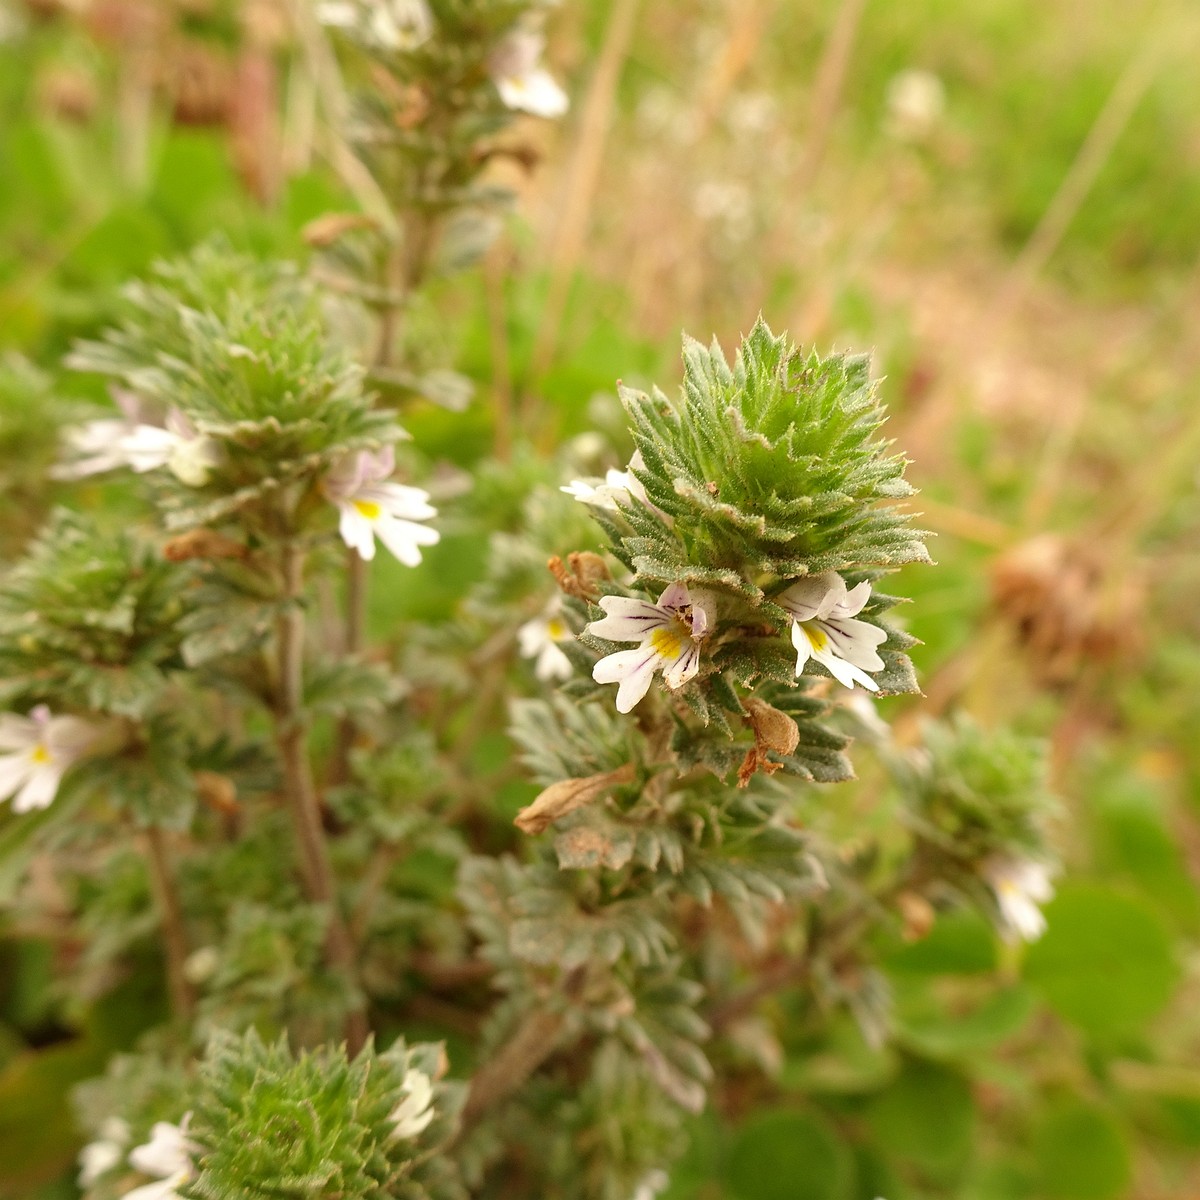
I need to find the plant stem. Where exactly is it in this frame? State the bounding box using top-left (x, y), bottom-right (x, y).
top-left (276, 540), bottom-right (368, 1053)
top-left (143, 824), bottom-right (195, 1024)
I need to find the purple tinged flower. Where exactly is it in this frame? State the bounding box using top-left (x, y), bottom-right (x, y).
top-left (777, 571), bottom-right (887, 692)
top-left (322, 445), bottom-right (439, 566)
top-left (588, 582), bottom-right (710, 713)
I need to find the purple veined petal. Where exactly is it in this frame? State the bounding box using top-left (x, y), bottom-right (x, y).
top-left (821, 617), bottom-right (886, 672)
top-left (829, 579), bottom-right (872, 619)
top-left (375, 516), bottom-right (439, 567)
top-left (588, 597), bottom-right (669, 642)
top-left (0, 752), bottom-right (33, 803)
top-left (323, 451), bottom-right (370, 501)
top-left (12, 761), bottom-right (65, 812)
top-left (661, 641), bottom-right (700, 690)
top-left (777, 572), bottom-right (844, 622)
top-left (593, 647), bottom-right (661, 713)
top-left (364, 444), bottom-right (396, 484)
top-left (811, 642), bottom-right (879, 692)
top-left (338, 504), bottom-right (377, 561)
top-left (656, 582), bottom-right (692, 612)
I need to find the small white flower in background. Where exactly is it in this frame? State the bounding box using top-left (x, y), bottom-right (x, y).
top-left (693, 179), bottom-right (754, 245)
top-left (983, 855), bottom-right (1055, 943)
top-left (323, 445), bottom-right (439, 566)
top-left (777, 571), bottom-right (887, 692)
top-left (563, 451), bottom-right (666, 518)
top-left (489, 28), bottom-right (568, 118)
top-left (390, 1068), bottom-right (436, 1139)
top-left (0, 706), bottom-right (98, 813)
top-left (317, 0), bottom-right (433, 51)
top-left (836, 686), bottom-right (891, 742)
top-left (55, 406), bottom-right (220, 487)
top-left (78, 1117), bottom-right (131, 1188)
top-left (124, 1117), bottom-right (198, 1200)
top-left (631, 1168), bottom-right (670, 1200)
top-left (518, 603), bottom-right (574, 682)
top-left (884, 68), bottom-right (945, 141)
top-left (588, 582), bottom-right (710, 713)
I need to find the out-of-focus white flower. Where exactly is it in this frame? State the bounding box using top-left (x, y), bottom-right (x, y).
top-left (55, 406), bottom-right (219, 487)
top-left (983, 856), bottom-right (1055, 943)
top-left (884, 69), bottom-right (945, 141)
top-left (631, 1169), bottom-right (670, 1200)
top-left (489, 28), bottom-right (568, 118)
top-left (0, 706), bottom-right (98, 813)
top-left (125, 1117), bottom-right (197, 1200)
top-left (78, 1117), bottom-right (131, 1188)
top-left (588, 582), bottom-right (710, 713)
top-left (693, 180), bottom-right (754, 244)
top-left (390, 1069), bottom-right (436, 1139)
top-left (836, 686), bottom-right (891, 742)
top-left (317, 0), bottom-right (433, 51)
top-left (777, 572), bottom-right (887, 692)
top-left (182, 945), bottom-right (220, 986)
top-left (518, 603), bottom-right (574, 682)
top-left (563, 451), bottom-right (665, 518)
top-left (322, 445), bottom-right (439, 566)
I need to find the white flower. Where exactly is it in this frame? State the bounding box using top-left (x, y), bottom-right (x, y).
top-left (983, 856), bottom-right (1055, 943)
top-left (632, 1169), bottom-right (670, 1200)
top-left (78, 1117), bottom-right (131, 1187)
top-left (0, 706), bottom-right (98, 813)
top-left (885, 69), bottom-right (945, 141)
top-left (390, 1069), bottom-right (436, 1139)
top-left (489, 29), bottom-right (568, 118)
top-left (322, 446), bottom-right (439, 566)
top-left (562, 451), bottom-right (664, 518)
top-left (125, 1117), bottom-right (197, 1200)
top-left (588, 582), bottom-right (709, 713)
top-left (55, 407), bottom-right (219, 486)
top-left (777, 572), bottom-right (887, 693)
top-left (317, 0), bottom-right (433, 51)
top-left (518, 604), bottom-right (574, 682)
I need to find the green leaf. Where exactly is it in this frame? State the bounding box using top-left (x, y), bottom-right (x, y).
top-left (1024, 883), bottom-right (1179, 1037)
top-left (884, 910), bottom-right (998, 976)
top-left (864, 1059), bottom-right (975, 1182)
top-left (894, 983), bottom-right (1035, 1059)
top-left (725, 1109), bottom-right (852, 1200)
top-left (1031, 1100), bottom-right (1131, 1200)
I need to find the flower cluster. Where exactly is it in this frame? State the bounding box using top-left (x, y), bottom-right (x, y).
top-left (78, 1116), bottom-right (196, 1199)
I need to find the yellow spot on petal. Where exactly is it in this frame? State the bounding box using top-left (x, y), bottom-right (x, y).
top-left (31, 744), bottom-right (51, 765)
top-left (353, 499), bottom-right (382, 520)
top-left (546, 619), bottom-right (566, 640)
top-left (802, 623), bottom-right (828, 652)
top-left (649, 625), bottom-right (684, 659)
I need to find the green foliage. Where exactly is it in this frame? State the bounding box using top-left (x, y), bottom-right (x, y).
top-left (618, 320), bottom-right (929, 597)
top-left (0, 511), bottom-right (186, 717)
top-left (187, 1030), bottom-right (464, 1200)
top-left (1023, 883), bottom-right (1179, 1038)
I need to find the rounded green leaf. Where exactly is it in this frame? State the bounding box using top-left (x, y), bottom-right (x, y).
top-left (864, 1060), bottom-right (974, 1181)
top-left (1032, 1100), bottom-right (1131, 1199)
top-left (1024, 883), bottom-right (1178, 1037)
top-left (726, 1109), bottom-right (851, 1200)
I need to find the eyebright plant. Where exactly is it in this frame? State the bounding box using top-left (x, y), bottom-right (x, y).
top-left (0, 5), bottom-right (1066, 1198)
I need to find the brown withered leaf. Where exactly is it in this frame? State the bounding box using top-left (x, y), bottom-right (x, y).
top-left (514, 763), bottom-right (636, 835)
top-left (737, 697), bottom-right (800, 787)
top-left (163, 528), bottom-right (248, 563)
top-left (302, 212), bottom-right (380, 248)
top-left (548, 551), bottom-right (610, 601)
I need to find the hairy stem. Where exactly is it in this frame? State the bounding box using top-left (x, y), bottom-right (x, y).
top-left (277, 540), bottom-right (368, 1053)
top-left (143, 824), bottom-right (195, 1023)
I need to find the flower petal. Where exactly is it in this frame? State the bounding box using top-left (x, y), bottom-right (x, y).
top-left (587, 597), bottom-right (669, 643)
top-left (821, 617), bottom-right (886, 672)
top-left (790, 622), bottom-right (813, 675)
top-left (12, 762), bottom-right (65, 812)
top-left (655, 582), bottom-right (692, 612)
top-left (592, 647), bottom-right (660, 713)
top-left (777, 572), bottom-right (845, 622)
top-left (661, 642), bottom-right (699, 690)
top-left (0, 752), bottom-right (33, 803)
top-left (828, 579), bottom-right (872, 619)
top-left (810, 643), bottom-right (879, 692)
top-left (338, 505), bottom-right (377, 560)
top-left (374, 516), bottom-right (439, 567)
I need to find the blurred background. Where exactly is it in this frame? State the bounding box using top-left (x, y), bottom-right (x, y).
top-left (1, 0), bottom-right (1199, 1197)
